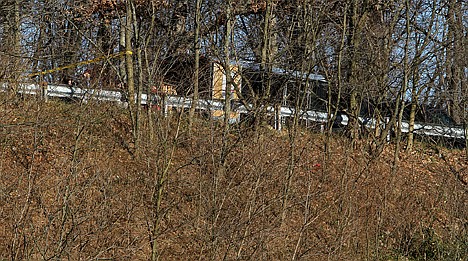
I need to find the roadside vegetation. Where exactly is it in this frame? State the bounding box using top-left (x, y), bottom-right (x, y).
top-left (1, 1), bottom-right (467, 259)
top-left (1, 95), bottom-right (466, 260)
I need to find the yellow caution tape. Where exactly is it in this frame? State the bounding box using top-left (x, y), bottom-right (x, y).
top-left (27, 50), bottom-right (132, 77)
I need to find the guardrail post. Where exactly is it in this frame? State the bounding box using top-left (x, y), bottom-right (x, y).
top-left (385, 117), bottom-right (390, 142)
top-left (275, 104), bottom-right (282, 131)
top-left (40, 81), bottom-right (48, 102)
top-left (163, 96), bottom-right (169, 117)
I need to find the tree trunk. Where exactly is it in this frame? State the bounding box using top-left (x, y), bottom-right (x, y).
top-left (325, 2), bottom-right (348, 156)
top-left (446, 0), bottom-right (464, 125)
top-left (347, 0), bottom-right (365, 145)
top-left (189, 0), bottom-right (202, 131)
top-left (145, 0), bottom-right (158, 143)
top-left (406, 2), bottom-right (438, 151)
top-left (257, 0), bottom-right (274, 128)
top-left (222, 0), bottom-right (233, 135)
top-left (407, 71), bottom-right (420, 151)
top-left (125, 0), bottom-right (137, 144)
top-left (392, 0), bottom-right (411, 176)
top-left (132, 4), bottom-right (143, 150)
top-left (120, 17), bottom-right (127, 84)
top-left (407, 97), bottom-right (417, 150)
top-left (2, 0), bottom-right (22, 85)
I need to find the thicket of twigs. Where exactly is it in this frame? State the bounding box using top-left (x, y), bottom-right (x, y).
top-left (1, 96), bottom-right (467, 260)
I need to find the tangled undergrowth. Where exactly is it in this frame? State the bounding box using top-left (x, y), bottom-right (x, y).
top-left (1, 96), bottom-right (466, 260)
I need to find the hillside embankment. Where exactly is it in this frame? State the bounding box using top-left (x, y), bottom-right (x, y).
top-left (1, 97), bottom-right (466, 260)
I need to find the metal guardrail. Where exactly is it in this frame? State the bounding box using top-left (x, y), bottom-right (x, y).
top-left (6, 83), bottom-right (124, 103)
top-left (1, 82), bottom-right (466, 140)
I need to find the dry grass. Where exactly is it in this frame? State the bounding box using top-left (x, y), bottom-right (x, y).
top-left (0, 96), bottom-right (466, 260)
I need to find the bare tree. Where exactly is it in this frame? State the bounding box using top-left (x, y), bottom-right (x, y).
top-left (406, 0), bottom-right (440, 150)
top-left (0, 0), bottom-right (22, 89)
top-left (188, 0), bottom-right (203, 130)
